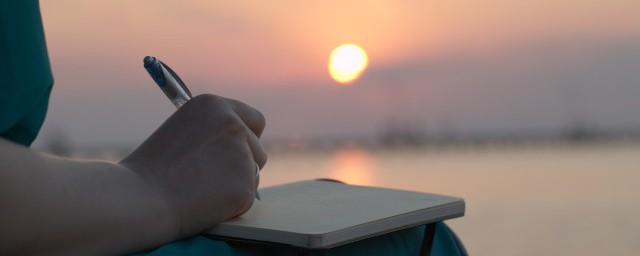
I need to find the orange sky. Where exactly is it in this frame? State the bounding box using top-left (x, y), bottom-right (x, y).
top-left (34, 0), bottom-right (640, 147)
top-left (41, 0), bottom-right (640, 87)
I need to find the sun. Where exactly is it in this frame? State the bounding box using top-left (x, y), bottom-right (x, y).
top-left (328, 44), bottom-right (369, 84)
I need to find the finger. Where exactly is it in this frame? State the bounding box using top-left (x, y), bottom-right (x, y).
top-left (245, 127), bottom-right (265, 200)
top-left (245, 127), bottom-right (267, 169)
top-left (223, 98), bottom-right (266, 137)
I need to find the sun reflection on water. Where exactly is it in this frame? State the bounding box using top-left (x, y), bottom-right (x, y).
top-left (327, 147), bottom-right (375, 186)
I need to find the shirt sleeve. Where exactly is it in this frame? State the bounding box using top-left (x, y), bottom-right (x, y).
top-left (0, 0), bottom-right (54, 146)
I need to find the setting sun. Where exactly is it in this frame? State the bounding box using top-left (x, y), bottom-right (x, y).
top-left (328, 44), bottom-right (369, 84)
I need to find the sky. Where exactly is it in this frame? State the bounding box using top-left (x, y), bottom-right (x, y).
top-left (32, 0), bottom-right (640, 149)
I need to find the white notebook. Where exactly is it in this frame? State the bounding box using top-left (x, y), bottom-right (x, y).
top-left (204, 180), bottom-right (465, 249)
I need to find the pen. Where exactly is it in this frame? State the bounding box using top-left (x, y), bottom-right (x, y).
top-left (143, 56), bottom-right (192, 108)
top-left (143, 56), bottom-right (261, 200)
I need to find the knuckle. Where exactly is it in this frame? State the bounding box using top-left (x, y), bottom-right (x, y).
top-left (254, 109), bottom-right (266, 133)
top-left (218, 112), bottom-right (245, 136)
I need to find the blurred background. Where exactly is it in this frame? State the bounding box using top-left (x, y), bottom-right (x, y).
top-left (33, 1), bottom-right (640, 255)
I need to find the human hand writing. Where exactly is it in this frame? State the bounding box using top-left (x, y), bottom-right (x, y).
top-left (120, 94), bottom-right (266, 238)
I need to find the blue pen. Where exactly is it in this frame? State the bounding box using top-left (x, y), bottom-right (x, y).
top-left (143, 56), bottom-right (261, 200)
top-left (143, 56), bottom-right (192, 108)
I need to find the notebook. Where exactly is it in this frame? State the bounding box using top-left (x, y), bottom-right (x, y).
top-left (204, 180), bottom-right (465, 249)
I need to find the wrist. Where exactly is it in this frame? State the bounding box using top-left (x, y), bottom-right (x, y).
top-left (116, 160), bottom-right (182, 243)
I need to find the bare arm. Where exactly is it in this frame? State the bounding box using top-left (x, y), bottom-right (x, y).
top-left (0, 94), bottom-right (266, 255)
top-left (0, 140), bottom-right (175, 255)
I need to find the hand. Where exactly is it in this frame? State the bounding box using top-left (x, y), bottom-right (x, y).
top-left (120, 94), bottom-right (266, 238)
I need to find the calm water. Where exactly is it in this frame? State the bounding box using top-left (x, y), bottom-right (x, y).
top-left (262, 141), bottom-right (640, 256)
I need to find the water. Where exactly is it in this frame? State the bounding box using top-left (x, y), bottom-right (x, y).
top-left (261, 141), bottom-right (640, 255)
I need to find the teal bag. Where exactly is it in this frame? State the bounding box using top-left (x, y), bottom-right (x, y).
top-left (131, 223), bottom-right (467, 256)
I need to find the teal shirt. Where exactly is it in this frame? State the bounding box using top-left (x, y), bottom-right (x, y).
top-left (0, 0), bottom-right (53, 146)
top-left (1, 1), bottom-right (465, 255)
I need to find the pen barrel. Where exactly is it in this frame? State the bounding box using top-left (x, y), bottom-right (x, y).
top-left (160, 65), bottom-right (192, 108)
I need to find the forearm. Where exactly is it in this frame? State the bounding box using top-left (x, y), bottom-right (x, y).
top-left (0, 139), bottom-right (175, 256)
